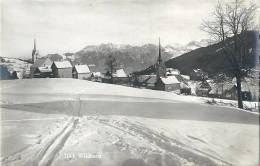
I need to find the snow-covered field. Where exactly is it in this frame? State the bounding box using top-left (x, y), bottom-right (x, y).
top-left (0, 78), bottom-right (259, 166)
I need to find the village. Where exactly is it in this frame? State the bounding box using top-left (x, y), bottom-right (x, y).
top-left (1, 38), bottom-right (257, 106)
top-left (1, 0), bottom-right (259, 165)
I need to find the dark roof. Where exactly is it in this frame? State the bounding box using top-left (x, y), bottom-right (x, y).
top-left (138, 75), bottom-right (157, 84)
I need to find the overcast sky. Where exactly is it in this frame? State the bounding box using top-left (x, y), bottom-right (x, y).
top-left (1, 0), bottom-right (257, 58)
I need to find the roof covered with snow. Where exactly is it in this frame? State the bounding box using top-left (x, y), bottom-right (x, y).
top-left (181, 75), bottom-right (190, 80)
top-left (160, 76), bottom-right (180, 85)
top-left (53, 61), bottom-right (72, 69)
top-left (166, 68), bottom-right (180, 75)
top-left (114, 69), bottom-right (127, 77)
top-left (92, 72), bottom-right (101, 77)
top-left (74, 65), bottom-right (90, 74)
top-left (38, 66), bottom-right (52, 73)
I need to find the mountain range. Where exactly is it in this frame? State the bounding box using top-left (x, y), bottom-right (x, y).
top-left (71, 40), bottom-right (209, 73)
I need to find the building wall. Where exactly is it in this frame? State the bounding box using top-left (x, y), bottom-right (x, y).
top-left (57, 68), bottom-right (72, 78)
top-left (78, 73), bottom-right (91, 80)
top-left (164, 83), bottom-right (181, 92)
top-left (113, 77), bottom-right (129, 85)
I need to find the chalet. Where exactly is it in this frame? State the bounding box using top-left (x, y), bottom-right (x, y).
top-left (223, 85), bottom-right (237, 100)
top-left (196, 80), bottom-right (212, 96)
top-left (180, 82), bottom-right (191, 95)
top-left (156, 76), bottom-right (181, 92)
top-left (51, 61), bottom-right (72, 78)
top-left (30, 57), bottom-right (53, 78)
top-left (113, 69), bottom-right (129, 85)
top-left (132, 75), bottom-right (157, 89)
top-left (72, 64), bottom-right (91, 80)
top-left (190, 69), bottom-right (208, 81)
top-left (33, 66), bottom-right (52, 78)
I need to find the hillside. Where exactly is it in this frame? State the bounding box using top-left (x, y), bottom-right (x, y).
top-left (165, 31), bottom-right (258, 77)
top-left (134, 31), bottom-right (258, 77)
top-left (1, 79), bottom-right (259, 166)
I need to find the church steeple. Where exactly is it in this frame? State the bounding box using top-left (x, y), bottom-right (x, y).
top-left (32, 39), bottom-right (37, 63)
top-left (33, 38), bottom-right (36, 50)
top-left (156, 37), bottom-right (166, 79)
top-left (158, 37), bottom-right (162, 64)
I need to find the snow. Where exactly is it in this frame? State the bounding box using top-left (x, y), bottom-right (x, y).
top-left (74, 65), bottom-right (90, 74)
top-left (0, 57), bottom-right (31, 75)
top-left (181, 74), bottom-right (190, 80)
top-left (114, 69), bottom-right (127, 77)
top-left (53, 115), bottom-right (259, 166)
top-left (53, 61), bottom-right (72, 69)
top-left (160, 76), bottom-right (180, 84)
top-left (38, 66), bottom-right (52, 73)
top-left (92, 72), bottom-right (101, 77)
top-left (0, 78), bottom-right (259, 166)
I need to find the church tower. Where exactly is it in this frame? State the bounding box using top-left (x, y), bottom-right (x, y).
top-left (156, 38), bottom-right (166, 79)
top-left (32, 39), bottom-right (39, 63)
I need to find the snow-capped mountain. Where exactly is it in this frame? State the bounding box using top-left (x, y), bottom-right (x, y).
top-left (165, 39), bottom-right (211, 59)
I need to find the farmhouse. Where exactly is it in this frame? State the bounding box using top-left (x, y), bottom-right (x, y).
top-left (33, 66), bottom-right (52, 78)
top-left (113, 69), bottom-right (129, 85)
top-left (132, 75), bottom-right (157, 89)
top-left (156, 76), bottom-right (181, 92)
top-left (196, 80), bottom-right (212, 97)
top-left (30, 57), bottom-right (53, 78)
top-left (72, 64), bottom-right (91, 80)
top-left (51, 61), bottom-right (72, 78)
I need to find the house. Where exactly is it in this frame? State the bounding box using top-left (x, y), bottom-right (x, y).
top-left (156, 75), bottom-right (181, 92)
top-left (180, 82), bottom-right (191, 95)
top-left (51, 61), bottom-right (72, 78)
top-left (30, 57), bottom-right (53, 78)
top-left (113, 69), bottom-right (129, 85)
top-left (190, 69), bottom-right (208, 81)
top-left (209, 82), bottom-right (234, 99)
top-left (132, 75), bottom-right (157, 89)
top-left (33, 66), bottom-right (53, 78)
top-left (114, 69), bottom-right (127, 77)
top-left (196, 80), bottom-right (212, 96)
top-left (224, 85), bottom-right (237, 100)
top-left (72, 64), bottom-right (91, 80)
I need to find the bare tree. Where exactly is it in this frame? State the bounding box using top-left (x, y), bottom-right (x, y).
top-left (201, 0), bottom-right (257, 108)
top-left (105, 54), bottom-right (117, 84)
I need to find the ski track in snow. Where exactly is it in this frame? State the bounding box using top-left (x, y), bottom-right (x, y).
top-left (37, 118), bottom-right (78, 166)
top-left (1, 114), bottom-right (255, 166)
top-left (1, 118), bottom-right (78, 166)
top-left (94, 117), bottom-right (233, 166)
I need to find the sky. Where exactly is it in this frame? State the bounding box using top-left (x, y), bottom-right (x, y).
top-left (1, 0), bottom-right (258, 58)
